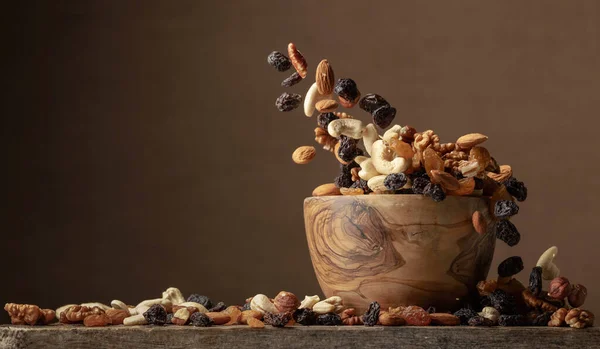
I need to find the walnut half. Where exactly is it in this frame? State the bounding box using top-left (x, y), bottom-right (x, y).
top-left (565, 308), bottom-right (595, 329)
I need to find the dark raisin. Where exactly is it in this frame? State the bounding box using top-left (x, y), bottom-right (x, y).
top-left (143, 304), bottom-right (167, 325)
top-left (275, 92), bottom-right (302, 112)
top-left (503, 177), bottom-right (528, 202)
top-left (166, 313), bottom-right (173, 325)
top-left (267, 51), bottom-right (291, 72)
top-left (315, 313), bottom-right (342, 326)
top-left (495, 220), bottom-right (521, 247)
top-left (498, 314), bottom-right (526, 326)
top-left (317, 112), bottom-right (339, 130)
top-left (452, 169), bottom-right (465, 180)
top-left (489, 290), bottom-right (517, 315)
top-left (531, 311), bottom-right (553, 326)
top-left (426, 306), bottom-right (436, 314)
top-left (333, 78), bottom-right (360, 102)
top-left (412, 177), bottom-right (431, 194)
top-left (494, 200), bottom-right (519, 219)
top-left (281, 71), bottom-right (303, 87)
top-left (359, 93), bottom-right (390, 114)
top-left (362, 301), bottom-right (380, 327)
top-left (350, 179), bottom-right (372, 194)
top-left (528, 266), bottom-right (543, 297)
top-left (372, 105), bottom-right (397, 129)
top-left (409, 169), bottom-right (429, 180)
top-left (453, 308), bottom-right (478, 325)
top-left (497, 256), bottom-right (524, 277)
top-left (335, 163), bottom-right (355, 188)
top-left (190, 312), bottom-right (213, 327)
top-left (338, 136), bottom-right (359, 162)
top-left (468, 316), bottom-right (495, 327)
top-left (241, 302), bottom-right (251, 311)
top-left (293, 308), bottom-right (316, 326)
top-left (264, 312), bottom-right (292, 327)
top-left (486, 157), bottom-right (501, 173)
top-left (186, 294), bottom-right (213, 309)
top-left (424, 182), bottom-right (446, 202)
top-left (384, 173), bottom-right (408, 190)
top-left (208, 302), bottom-right (227, 312)
top-left (480, 296), bottom-right (492, 308)
top-left (474, 177), bottom-right (484, 190)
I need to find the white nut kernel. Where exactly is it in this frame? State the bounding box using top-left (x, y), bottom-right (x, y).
top-left (135, 298), bottom-right (172, 315)
top-left (367, 174), bottom-right (392, 193)
top-left (362, 123), bottom-right (379, 156)
top-left (250, 294), bottom-right (278, 315)
top-left (312, 296), bottom-right (344, 315)
top-left (162, 287), bottom-right (185, 306)
top-left (299, 295), bottom-right (321, 310)
top-left (123, 314), bottom-right (148, 326)
top-left (537, 246), bottom-right (560, 280)
top-left (355, 156), bottom-right (380, 181)
top-left (178, 302), bottom-right (208, 313)
top-left (382, 125), bottom-right (402, 144)
top-left (479, 306), bottom-right (500, 323)
top-left (371, 140), bottom-right (410, 175)
top-left (111, 300), bottom-right (129, 311)
top-left (328, 119), bottom-right (364, 139)
top-left (304, 82), bottom-right (331, 117)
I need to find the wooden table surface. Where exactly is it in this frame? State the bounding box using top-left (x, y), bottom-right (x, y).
top-left (1, 324), bottom-right (599, 349)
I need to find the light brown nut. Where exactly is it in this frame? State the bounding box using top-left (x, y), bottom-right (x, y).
top-left (287, 43), bottom-right (307, 78)
top-left (548, 277), bottom-right (571, 300)
top-left (334, 142), bottom-right (350, 165)
top-left (379, 311), bottom-right (405, 326)
top-left (334, 111), bottom-right (353, 119)
top-left (315, 99), bottom-right (338, 113)
top-left (568, 284), bottom-right (588, 308)
top-left (205, 312), bottom-right (231, 325)
top-left (469, 147), bottom-right (491, 174)
top-left (341, 309), bottom-right (362, 326)
top-left (340, 187), bottom-right (364, 196)
top-left (472, 211), bottom-right (487, 235)
top-left (565, 308), bottom-right (594, 329)
top-left (430, 170), bottom-right (460, 190)
top-left (414, 130), bottom-right (435, 153)
top-left (429, 313), bottom-right (460, 326)
top-left (458, 159), bottom-right (480, 178)
top-left (123, 314), bottom-right (147, 326)
top-left (61, 305), bottom-right (105, 324)
top-left (389, 138), bottom-right (415, 159)
top-left (456, 133), bottom-right (488, 150)
top-left (40, 309), bottom-right (56, 325)
top-left (423, 148), bottom-right (444, 177)
top-left (446, 177), bottom-right (475, 196)
top-left (314, 127), bottom-right (338, 152)
top-left (522, 290), bottom-right (559, 313)
top-left (549, 308), bottom-right (568, 327)
top-left (4, 303), bottom-right (42, 326)
top-left (247, 317), bottom-right (265, 328)
top-left (351, 167), bottom-right (360, 182)
top-left (241, 310), bottom-right (263, 324)
top-left (274, 291), bottom-right (300, 313)
top-left (487, 164), bottom-right (512, 183)
top-left (312, 183), bottom-right (341, 196)
top-left (316, 59), bottom-right (335, 95)
top-left (292, 146), bottom-right (316, 165)
top-left (172, 305), bottom-right (199, 315)
top-left (172, 308), bottom-right (191, 326)
top-left (338, 95), bottom-right (360, 108)
top-left (105, 309), bottom-right (129, 325)
top-left (83, 313), bottom-right (111, 327)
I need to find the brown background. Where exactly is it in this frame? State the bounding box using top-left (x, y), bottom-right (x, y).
top-left (2, 0), bottom-right (599, 324)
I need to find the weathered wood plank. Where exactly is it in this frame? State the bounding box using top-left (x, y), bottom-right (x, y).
top-left (1, 325), bottom-right (599, 349)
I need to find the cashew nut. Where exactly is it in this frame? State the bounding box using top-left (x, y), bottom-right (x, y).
top-left (370, 140), bottom-right (410, 174)
top-left (382, 125), bottom-right (402, 144)
top-left (299, 295), bottom-right (320, 310)
top-left (79, 302), bottom-right (111, 311)
top-left (362, 123), bottom-right (379, 156)
top-left (178, 302), bottom-right (208, 314)
top-left (537, 246), bottom-right (560, 280)
top-left (162, 287), bottom-right (185, 306)
top-left (479, 306), bottom-right (500, 323)
top-left (312, 296), bottom-right (344, 314)
top-left (367, 174), bottom-right (392, 193)
top-left (250, 294), bottom-right (278, 315)
top-left (110, 300), bottom-right (129, 311)
top-left (355, 156), bottom-right (379, 181)
top-left (328, 118), bottom-right (364, 139)
top-left (123, 314), bottom-right (147, 326)
top-left (304, 82), bottom-right (331, 117)
top-left (133, 298), bottom-right (172, 315)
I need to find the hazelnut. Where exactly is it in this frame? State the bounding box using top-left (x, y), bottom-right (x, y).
top-left (565, 308), bottom-right (595, 329)
top-left (548, 277), bottom-right (571, 300)
top-left (273, 291), bottom-right (300, 313)
top-left (548, 308), bottom-right (568, 327)
top-left (567, 284), bottom-right (588, 308)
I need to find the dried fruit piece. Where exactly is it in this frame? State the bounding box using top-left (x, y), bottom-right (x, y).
top-left (430, 313), bottom-right (460, 326)
top-left (454, 308), bottom-right (478, 325)
top-left (275, 92), bottom-right (302, 112)
top-left (548, 277), bottom-right (571, 300)
top-left (292, 146), bottom-right (316, 165)
top-left (340, 187), bottom-right (364, 195)
top-left (489, 289), bottom-right (517, 315)
top-left (446, 177), bottom-right (475, 196)
top-left (334, 78), bottom-right (360, 103)
top-left (498, 314), bottom-right (526, 326)
top-left (531, 311), bottom-right (553, 326)
top-left (528, 267), bottom-right (543, 297)
top-left (362, 301), bottom-right (380, 326)
top-left (247, 317), bottom-right (265, 328)
top-left (312, 183), bottom-right (341, 196)
top-left (487, 164), bottom-right (512, 183)
top-left (424, 182), bottom-right (446, 202)
top-left (334, 163), bottom-right (356, 188)
top-left (350, 179), bottom-right (372, 194)
top-left (494, 200), bottom-right (519, 219)
top-left (372, 105), bottom-right (397, 129)
top-left (190, 312), bottom-right (213, 327)
top-left (429, 170), bottom-right (460, 190)
top-left (423, 148), bottom-right (444, 177)
top-left (469, 146), bottom-right (491, 173)
top-left (315, 100), bottom-right (339, 113)
top-left (522, 290), bottom-right (559, 313)
top-left (316, 313), bottom-right (342, 326)
top-left (240, 310), bottom-right (262, 324)
top-left (400, 126), bottom-right (417, 142)
top-left (264, 312), bottom-right (292, 327)
top-left (456, 133), bottom-right (488, 149)
top-left (412, 177), bottom-right (431, 195)
top-left (468, 316), bottom-right (495, 326)
top-left (281, 71), bottom-right (303, 87)
top-left (472, 211), bottom-right (487, 235)
top-left (389, 138), bottom-right (415, 159)
top-left (267, 51), bottom-right (291, 72)
top-left (384, 173), bottom-right (408, 190)
top-left (503, 177), bottom-right (528, 202)
top-left (498, 256), bottom-right (524, 277)
top-left (293, 308), bottom-right (316, 326)
top-left (205, 312), bottom-right (231, 325)
top-left (401, 306), bottom-right (431, 326)
top-left (359, 93), bottom-right (390, 113)
top-left (337, 136), bottom-right (359, 163)
top-left (378, 312), bottom-right (405, 326)
top-left (316, 59), bottom-right (335, 95)
top-left (143, 304), bottom-right (167, 326)
top-left (83, 313), bottom-right (111, 327)
top-left (287, 43), bottom-right (307, 78)
top-left (187, 294), bottom-right (213, 309)
top-left (495, 220), bottom-right (520, 246)
top-left (568, 284), bottom-right (588, 307)
top-left (208, 302), bottom-right (227, 313)
top-left (105, 309), bottom-right (129, 325)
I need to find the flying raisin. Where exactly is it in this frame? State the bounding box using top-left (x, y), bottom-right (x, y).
top-left (338, 136), bottom-right (359, 162)
top-left (495, 220), bottom-right (521, 247)
top-left (316, 313), bottom-right (342, 326)
top-left (372, 105), bottom-right (397, 129)
top-left (317, 112), bottom-right (339, 130)
top-left (143, 304), bottom-right (167, 326)
top-left (293, 308), bottom-right (316, 326)
top-left (503, 177), bottom-right (528, 202)
top-left (498, 314), bottom-right (526, 326)
top-left (528, 267), bottom-right (543, 297)
top-left (454, 308), bottom-right (478, 325)
top-left (424, 182), bottom-right (446, 202)
top-left (468, 316), bottom-right (495, 327)
top-left (412, 177), bottom-right (431, 195)
top-left (532, 311), bottom-right (553, 326)
top-left (362, 301), bottom-right (380, 327)
top-left (494, 200), bottom-right (519, 219)
top-left (281, 71), bottom-right (303, 87)
top-left (497, 256), bottom-right (524, 277)
top-left (359, 93), bottom-right (390, 114)
top-left (275, 92), bottom-right (302, 112)
top-left (489, 290), bottom-right (517, 315)
top-left (267, 51), bottom-right (291, 72)
top-left (187, 294), bottom-right (214, 309)
top-left (384, 173), bottom-right (408, 190)
top-left (190, 312), bottom-right (213, 327)
top-left (264, 312), bottom-right (292, 327)
top-left (208, 302), bottom-right (227, 312)
top-left (334, 78), bottom-right (360, 102)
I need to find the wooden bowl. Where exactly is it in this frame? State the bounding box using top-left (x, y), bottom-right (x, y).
top-left (303, 194), bottom-right (495, 313)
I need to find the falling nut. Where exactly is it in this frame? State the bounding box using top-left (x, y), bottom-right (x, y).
top-left (315, 99), bottom-right (338, 113)
top-left (292, 146), bottom-right (316, 164)
top-left (456, 133), bottom-right (488, 149)
top-left (287, 43), bottom-right (307, 79)
top-left (328, 118), bottom-right (364, 140)
top-left (472, 211), bottom-right (487, 235)
top-left (568, 284), bottom-right (588, 308)
top-left (355, 156), bottom-right (380, 181)
top-left (304, 82), bottom-right (331, 117)
top-left (370, 140), bottom-right (410, 175)
top-left (548, 277), bottom-right (571, 300)
top-left (315, 59), bottom-right (335, 95)
top-left (312, 183), bottom-right (341, 196)
top-left (362, 123), bottom-right (379, 156)
top-left (536, 246), bottom-right (560, 280)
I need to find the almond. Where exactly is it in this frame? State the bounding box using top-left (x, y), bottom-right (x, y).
top-left (472, 211), bottom-right (487, 235)
top-left (312, 183), bottom-right (341, 196)
top-left (105, 309), bottom-right (129, 325)
top-left (429, 313), bottom-right (460, 326)
top-left (287, 43), bottom-right (307, 78)
top-left (83, 313), bottom-right (111, 327)
top-left (292, 146), bottom-right (316, 165)
top-left (456, 133), bottom-right (488, 150)
top-left (429, 170), bottom-right (460, 190)
top-left (487, 164), bottom-right (512, 183)
top-left (247, 317), bottom-right (265, 328)
top-left (240, 310), bottom-right (262, 324)
top-left (205, 312), bottom-right (231, 325)
top-left (316, 59), bottom-right (335, 95)
top-left (446, 177), bottom-right (475, 196)
top-left (338, 95), bottom-right (360, 108)
top-left (340, 187), bottom-right (364, 196)
top-left (223, 307), bottom-right (242, 325)
top-left (378, 312), bottom-right (405, 326)
top-left (315, 99), bottom-right (338, 113)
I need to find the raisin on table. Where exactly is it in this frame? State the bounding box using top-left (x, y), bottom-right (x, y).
top-left (293, 308), bottom-right (316, 326)
top-left (143, 304), bottom-right (167, 326)
top-left (454, 308), bottom-right (478, 325)
top-left (468, 316), bottom-right (495, 327)
top-left (489, 290), bottom-right (517, 315)
top-left (362, 301), bottom-right (380, 327)
top-left (316, 313), bottom-right (342, 326)
top-left (208, 302), bottom-right (227, 312)
top-left (190, 313), bottom-right (213, 327)
top-left (532, 312), bottom-right (553, 326)
top-left (498, 314), bottom-right (526, 326)
top-left (187, 294), bottom-right (214, 309)
top-left (264, 312), bottom-right (292, 327)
